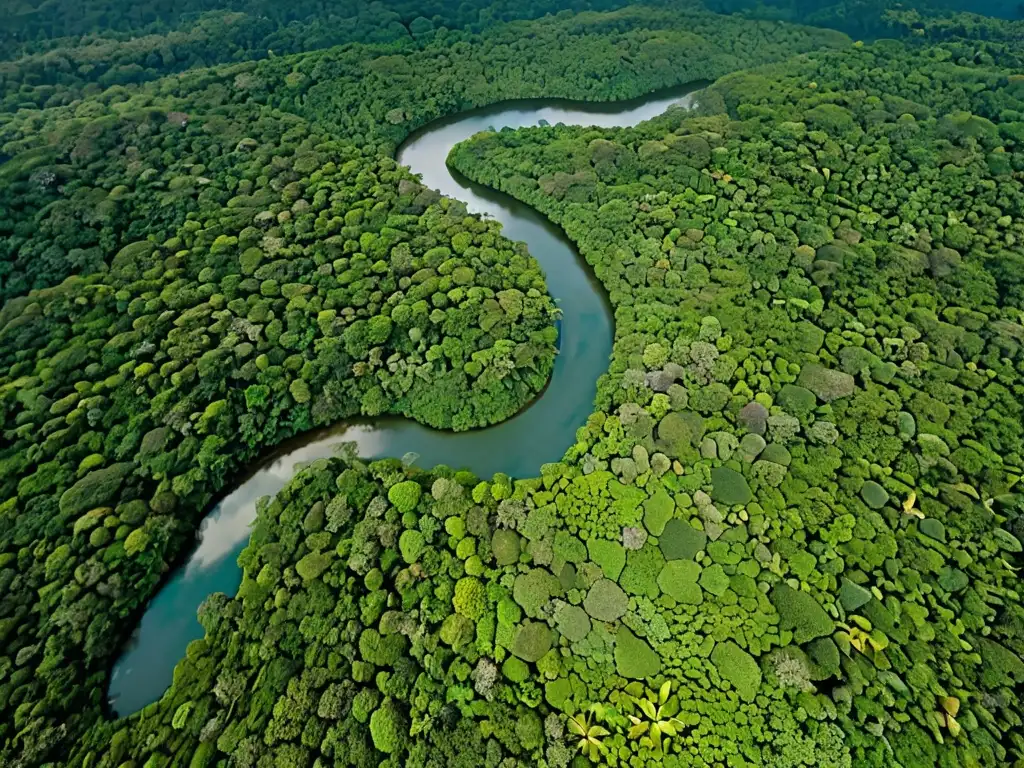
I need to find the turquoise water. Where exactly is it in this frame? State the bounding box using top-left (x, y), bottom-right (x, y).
top-left (107, 84), bottom-right (700, 716)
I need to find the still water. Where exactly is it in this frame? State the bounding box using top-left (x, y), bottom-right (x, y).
top-left (107, 84), bottom-right (700, 716)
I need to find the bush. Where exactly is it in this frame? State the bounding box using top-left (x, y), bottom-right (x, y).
top-left (513, 568), bottom-right (561, 618)
top-left (554, 604), bottom-right (592, 642)
top-left (711, 641), bottom-right (761, 701)
top-left (770, 584), bottom-right (833, 643)
top-left (710, 466), bottom-right (752, 506)
top-left (859, 481), bottom-right (889, 509)
top-left (796, 364), bottom-right (855, 402)
top-left (388, 481), bottom-right (422, 513)
top-left (619, 544), bottom-right (665, 600)
top-left (658, 560), bottom-right (703, 605)
top-left (359, 629), bottom-right (409, 666)
top-left (642, 486), bottom-right (675, 536)
top-left (454, 577), bottom-right (487, 620)
top-left (440, 614), bottom-right (475, 649)
top-left (370, 697), bottom-right (408, 754)
top-left (587, 538), bottom-right (626, 580)
top-left (978, 637), bottom-right (1024, 687)
top-left (657, 411), bottom-right (705, 458)
top-left (584, 578), bottom-right (628, 622)
top-left (807, 637), bottom-right (842, 680)
top-left (615, 627), bottom-right (660, 679)
top-left (659, 519), bottom-right (707, 561)
top-left (698, 563), bottom-right (730, 597)
top-left (512, 621), bottom-right (553, 663)
top-left (58, 462), bottom-right (133, 517)
top-left (296, 552), bottom-right (331, 581)
top-left (491, 529), bottom-right (521, 566)
top-left (399, 529), bottom-right (425, 564)
top-left (777, 384), bottom-right (817, 419)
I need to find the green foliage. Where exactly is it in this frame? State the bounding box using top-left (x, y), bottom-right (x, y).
top-left (796, 364), bottom-right (855, 403)
top-left (771, 584), bottom-right (834, 643)
top-left (398, 529), bottom-right (425, 564)
top-left (491, 529), bottom-right (521, 566)
top-left (388, 481), bottom-right (422, 514)
top-left (6, 4), bottom-right (1024, 768)
top-left (584, 579), bottom-right (629, 622)
top-left (513, 568), bottom-right (561, 618)
top-left (615, 627), bottom-right (661, 679)
top-left (710, 466), bottom-right (753, 506)
top-left (587, 538), bottom-right (626, 580)
top-left (659, 519), bottom-right (707, 561)
top-left (58, 463), bottom-right (133, 517)
top-left (512, 621), bottom-right (554, 663)
top-left (295, 552), bottom-right (331, 581)
top-left (657, 560), bottom-right (704, 605)
top-left (619, 544), bottom-right (665, 600)
top-left (454, 577), bottom-right (487, 620)
top-left (369, 698), bottom-right (408, 754)
top-left (711, 641), bottom-right (762, 702)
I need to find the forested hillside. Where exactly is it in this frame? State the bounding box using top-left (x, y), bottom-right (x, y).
top-left (705, 0), bottom-right (1024, 36)
top-left (0, 1), bottom-right (1022, 768)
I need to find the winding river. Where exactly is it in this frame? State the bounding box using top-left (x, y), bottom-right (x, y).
top-left (107, 84), bottom-right (700, 717)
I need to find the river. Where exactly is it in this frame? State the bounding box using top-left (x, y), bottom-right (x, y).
top-left (107, 83), bottom-right (701, 716)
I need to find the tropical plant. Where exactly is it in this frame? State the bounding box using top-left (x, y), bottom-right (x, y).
top-left (933, 696), bottom-right (963, 741)
top-left (626, 682), bottom-right (687, 754)
top-left (568, 705), bottom-right (611, 762)
top-left (836, 616), bottom-right (891, 669)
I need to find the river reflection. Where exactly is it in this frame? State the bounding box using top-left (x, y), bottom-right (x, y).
top-left (107, 84), bottom-right (700, 716)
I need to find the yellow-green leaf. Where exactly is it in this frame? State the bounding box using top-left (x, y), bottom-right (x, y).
top-left (941, 696), bottom-right (960, 717)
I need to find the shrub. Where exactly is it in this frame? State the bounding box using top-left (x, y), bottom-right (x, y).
top-left (759, 443), bottom-right (790, 466)
top-left (710, 466), bottom-right (752, 506)
top-left (619, 544), bottom-right (665, 599)
top-left (860, 481), bottom-right (889, 509)
top-left (659, 519), bottom-right (707, 561)
top-left (359, 629), bottom-right (408, 667)
top-left (512, 621), bottom-right (553, 662)
top-left (978, 637), bottom-right (1024, 687)
top-left (615, 627), bottom-right (661, 679)
top-left (502, 656), bottom-right (531, 682)
top-left (492, 529), bottom-right (521, 566)
top-left (658, 560), bottom-right (703, 605)
top-left (370, 698), bottom-right (408, 754)
top-left (58, 462), bottom-right (133, 517)
top-left (440, 614), bottom-right (475, 649)
top-left (838, 578), bottom-right (872, 611)
top-left (770, 583), bottom-right (833, 643)
top-left (807, 637), bottom-right (842, 680)
top-left (698, 563), bottom-right (730, 597)
top-left (454, 577), bottom-right (487, 620)
top-left (737, 401), bottom-right (769, 434)
top-left (554, 603), bottom-right (592, 642)
top-left (711, 641), bottom-right (761, 701)
top-left (513, 568), bottom-right (561, 618)
top-left (388, 480), bottom-right (422, 513)
top-left (399, 529), bottom-right (425, 564)
top-left (584, 578), bottom-right (628, 622)
top-left (123, 529), bottom-right (150, 557)
top-left (739, 433), bottom-right (766, 461)
top-left (657, 411), bottom-right (705, 458)
top-left (552, 531), bottom-right (587, 564)
top-left (296, 552), bottom-right (331, 581)
top-left (642, 486), bottom-right (675, 536)
top-left (796, 364), bottom-right (855, 402)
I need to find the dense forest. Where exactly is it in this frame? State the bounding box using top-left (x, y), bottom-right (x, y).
top-left (1, 1), bottom-right (1023, 768)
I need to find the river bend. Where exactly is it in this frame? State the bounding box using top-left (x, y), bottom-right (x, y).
top-left (107, 84), bottom-right (699, 716)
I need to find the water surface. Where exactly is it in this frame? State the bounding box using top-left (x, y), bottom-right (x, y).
top-left (107, 83), bottom-right (700, 716)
